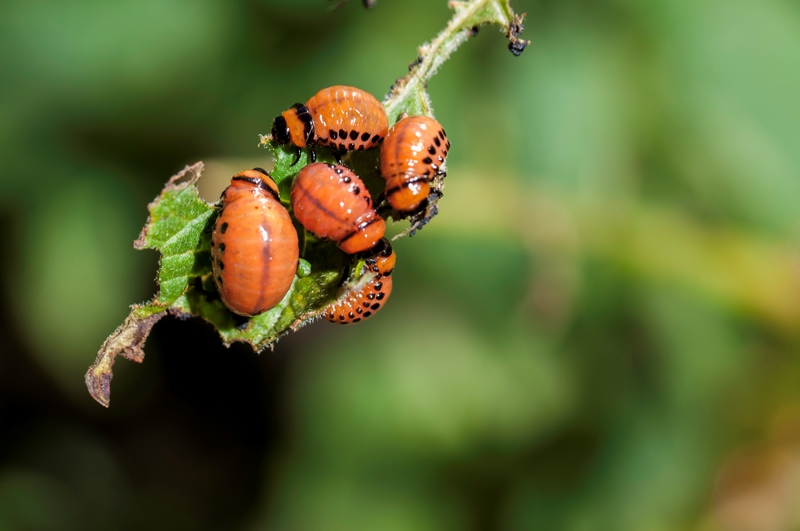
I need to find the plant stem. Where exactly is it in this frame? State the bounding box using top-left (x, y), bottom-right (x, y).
top-left (383, 0), bottom-right (526, 122)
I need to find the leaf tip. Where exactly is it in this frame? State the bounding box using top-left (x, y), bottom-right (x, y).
top-left (134, 162), bottom-right (206, 250)
top-left (167, 162), bottom-right (205, 189)
top-left (85, 310), bottom-right (166, 408)
top-left (85, 366), bottom-right (112, 408)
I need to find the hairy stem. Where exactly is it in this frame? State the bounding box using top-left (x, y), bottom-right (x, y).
top-left (383, 0), bottom-right (527, 122)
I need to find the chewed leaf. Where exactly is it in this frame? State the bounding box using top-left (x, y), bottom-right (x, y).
top-left (86, 163), bottom-right (346, 406)
top-left (133, 163), bottom-right (215, 305)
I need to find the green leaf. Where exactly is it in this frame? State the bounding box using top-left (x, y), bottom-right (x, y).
top-left (86, 0), bottom-right (529, 407)
top-left (132, 164), bottom-right (215, 305)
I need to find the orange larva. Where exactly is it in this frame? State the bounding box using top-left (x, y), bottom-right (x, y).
top-left (290, 162), bottom-right (385, 254)
top-left (271, 85), bottom-right (389, 162)
top-left (380, 115), bottom-right (450, 212)
top-left (325, 238), bottom-right (395, 324)
top-left (211, 168), bottom-right (299, 316)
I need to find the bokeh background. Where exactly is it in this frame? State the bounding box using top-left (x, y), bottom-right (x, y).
top-left (1, 0), bottom-right (800, 529)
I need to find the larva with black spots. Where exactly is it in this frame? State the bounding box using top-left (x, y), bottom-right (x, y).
top-left (290, 162), bottom-right (385, 254)
top-left (272, 85), bottom-right (388, 163)
top-left (380, 115), bottom-right (450, 212)
top-left (325, 239), bottom-right (395, 324)
top-left (211, 169), bottom-right (299, 316)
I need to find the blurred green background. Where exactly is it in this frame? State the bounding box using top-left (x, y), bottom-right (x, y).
top-left (1, 0), bottom-right (800, 529)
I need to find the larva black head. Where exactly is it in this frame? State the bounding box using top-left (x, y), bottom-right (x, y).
top-left (358, 238), bottom-right (389, 260)
top-left (271, 115), bottom-right (291, 145)
top-left (367, 237), bottom-right (393, 258)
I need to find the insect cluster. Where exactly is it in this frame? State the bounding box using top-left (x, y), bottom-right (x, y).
top-left (212, 85), bottom-right (450, 324)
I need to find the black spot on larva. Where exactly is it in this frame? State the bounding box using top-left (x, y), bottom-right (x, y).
top-left (438, 130), bottom-right (445, 140)
top-left (220, 222), bottom-right (228, 234)
top-left (422, 157), bottom-right (433, 164)
top-left (339, 314), bottom-right (345, 321)
top-left (348, 312), bottom-right (355, 319)
top-left (428, 146), bottom-right (436, 155)
top-left (371, 134), bottom-right (380, 143)
top-left (370, 303), bottom-right (380, 310)
top-left (210, 241), bottom-right (215, 247)
top-left (330, 129), bottom-right (338, 140)
top-left (357, 145), bottom-right (365, 151)
top-left (376, 292), bottom-right (385, 300)
top-left (339, 143), bottom-right (347, 151)
top-left (349, 130), bottom-right (359, 140)
top-left (348, 142), bottom-right (355, 150)
top-left (339, 129), bottom-right (347, 139)
top-left (361, 132), bottom-right (370, 142)
top-left (362, 302), bottom-right (371, 308)
top-left (335, 166), bottom-right (343, 174)
top-left (352, 186), bottom-right (360, 195)
top-left (216, 276), bottom-right (223, 285)
top-left (383, 268), bottom-right (393, 276)
top-left (367, 293), bottom-right (376, 300)
top-left (438, 156), bottom-right (444, 162)
top-left (366, 258), bottom-right (377, 265)
top-left (217, 260), bottom-right (225, 270)
top-left (357, 307), bottom-right (363, 314)
top-left (434, 136), bottom-right (441, 147)
top-left (371, 266), bottom-right (379, 273)
top-left (343, 176), bottom-right (351, 183)
top-left (353, 318), bottom-right (361, 323)
top-left (363, 311), bottom-right (372, 318)
top-left (218, 243), bottom-right (226, 253)
top-left (373, 281), bottom-right (383, 291)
